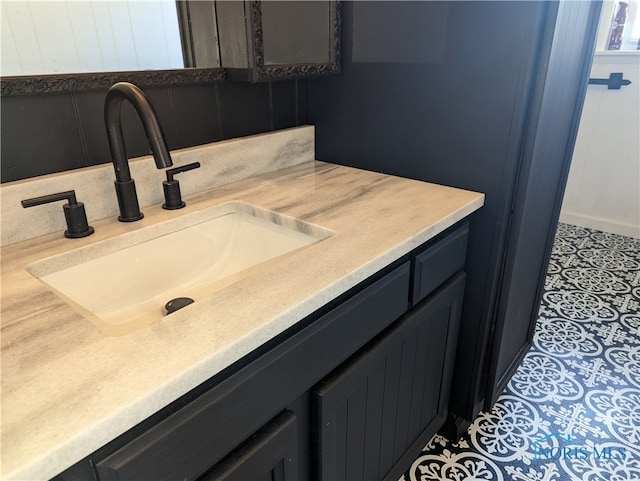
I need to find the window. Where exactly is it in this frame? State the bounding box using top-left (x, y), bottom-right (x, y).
top-left (596, 0), bottom-right (640, 52)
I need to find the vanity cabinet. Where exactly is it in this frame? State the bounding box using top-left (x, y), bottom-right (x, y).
top-left (313, 273), bottom-right (464, 481)
top-left (56, 223), bottom-right (469, 481)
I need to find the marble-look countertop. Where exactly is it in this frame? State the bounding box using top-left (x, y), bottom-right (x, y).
top-left (1, 127), bottom-right (315, 246)
top-left (1, 161), bottom-right (483, 480)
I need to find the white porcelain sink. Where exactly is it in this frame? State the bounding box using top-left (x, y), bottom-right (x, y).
top-left (27, 202), bottom-right (332, 335)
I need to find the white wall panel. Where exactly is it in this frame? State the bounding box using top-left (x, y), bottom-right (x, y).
top-left (91, 2), bottom-right (120, 72)
top-left (108, 1), bottom-right (139, 71)
top-left (1, 3), bottom-right (21, 73)
top-left (2, 2), bottom-right (44, 75)
top-left (561, 52), bottom-right (640, 238)
top-left (30, 1), bottom-right (80, 73)
top-left (1, 0), bottom-right (183, 76)
top-left (129, 1), bottom-right (177, 70)
top-left (161, 0), bottom-right (184, 68)
top-left (67, 1), bottom-right (105, 73)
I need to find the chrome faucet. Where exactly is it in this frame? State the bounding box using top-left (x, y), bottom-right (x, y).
top-left (104, 82), bottom-right (173, 222)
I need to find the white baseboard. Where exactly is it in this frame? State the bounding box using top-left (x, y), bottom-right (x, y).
top-left (559, 211), bottom-right (640, 239)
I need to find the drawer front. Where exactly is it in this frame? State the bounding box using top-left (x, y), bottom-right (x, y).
top-left (199, 411), bottom-right (299, 481)
top-left (95, 262), bottom-right (411, 481)
top-left (412, 224), bottom-right (469, 304)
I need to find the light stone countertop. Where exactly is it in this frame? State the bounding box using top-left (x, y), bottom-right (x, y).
top-left (1, 160), bottom-right (484, 481)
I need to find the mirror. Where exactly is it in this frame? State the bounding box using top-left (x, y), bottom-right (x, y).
top-left (0, 0), bottom-right (223, 96)
top-left (2, 1), bottom-right (191, 75)
top-left (262, 2), bottom-right (331, 65)
top-left (217, 0), bottom-right (340, 82)
top-left (0, 0), bottom-right (340, 95)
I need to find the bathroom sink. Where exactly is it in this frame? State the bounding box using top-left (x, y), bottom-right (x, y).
top-left (27, 202), bottom-right (332, 335)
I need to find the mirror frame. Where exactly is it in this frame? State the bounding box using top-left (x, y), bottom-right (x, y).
top-left (247, 0), bottom-right (341, 82)
top-left (0, 0), bottom-right (340, 95)
top-left (1, 68), bottom-right (226, 96)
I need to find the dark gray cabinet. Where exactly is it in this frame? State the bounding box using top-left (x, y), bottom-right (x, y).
top-left (199, 411), bottom-right (299, 481)
top-left (313, 273), bottom-right (465, 481)
top-left (55, 222), bottom-right (470, 481)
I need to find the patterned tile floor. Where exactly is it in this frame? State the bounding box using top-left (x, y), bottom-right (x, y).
top-left (401, 223), bottom-right (640, 481)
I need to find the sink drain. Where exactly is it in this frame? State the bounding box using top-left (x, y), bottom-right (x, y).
top-left (165, 297), bottom-right (194, 314)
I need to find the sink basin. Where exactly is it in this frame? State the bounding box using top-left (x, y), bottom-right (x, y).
top-left (27, 202), bottom-right (332, 335)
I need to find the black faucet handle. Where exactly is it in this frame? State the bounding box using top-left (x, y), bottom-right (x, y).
top-left (21, 190), bottom-right (95, 238)
top-left (165, 162), bottom-right (201, 182)
top-left (162, 162), bottom-right (201, 210)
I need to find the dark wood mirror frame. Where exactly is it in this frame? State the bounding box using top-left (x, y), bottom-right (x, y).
top-left (237, 0), bottom-right (341, 82)
top-left (1, 1), bottom-right (341, 96)
top-left (0, 68), bottom-right (226, 97)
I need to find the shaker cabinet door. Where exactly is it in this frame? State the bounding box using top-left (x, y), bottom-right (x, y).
top-left (312, 273), bottom-right (465, 481)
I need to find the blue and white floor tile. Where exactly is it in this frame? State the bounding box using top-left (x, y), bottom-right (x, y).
top-left (401, 223), bottom-right (640, 481)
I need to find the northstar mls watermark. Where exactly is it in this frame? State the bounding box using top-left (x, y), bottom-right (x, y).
top-left (532, 434), bottom-right (627, 461)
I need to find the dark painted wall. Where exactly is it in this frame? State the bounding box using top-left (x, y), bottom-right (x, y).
top-left (307, 1), bottom-right (554, 421)
top-left (1, 80), bottom-right (307, 183)
top-left (308, 0), bottom-right (600, 428)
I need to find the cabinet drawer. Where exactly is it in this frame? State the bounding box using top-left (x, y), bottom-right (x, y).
top-left (412, 224), bottom-right (468, 303)
top-left (199, 411), bottom-right (298, 481)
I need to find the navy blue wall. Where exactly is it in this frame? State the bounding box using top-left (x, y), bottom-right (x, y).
top-left (1, 80), bottom-right (307, 183)
top-left (307, 0), bottom-right (559, 422)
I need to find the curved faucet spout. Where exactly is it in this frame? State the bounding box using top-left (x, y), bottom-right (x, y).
top-left (104, 82), bottom-right (173, 221)
top-left (105, 82), bottom-right (173, 182)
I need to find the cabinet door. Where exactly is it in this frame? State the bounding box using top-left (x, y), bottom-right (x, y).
top-left (312, 273), bottom-right (465, 481)
top-left (200, 411), bottom-right (298, 481)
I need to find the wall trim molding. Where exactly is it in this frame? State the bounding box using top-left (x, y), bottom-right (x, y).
top-left (560, 211), bottom-right (640, 239)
